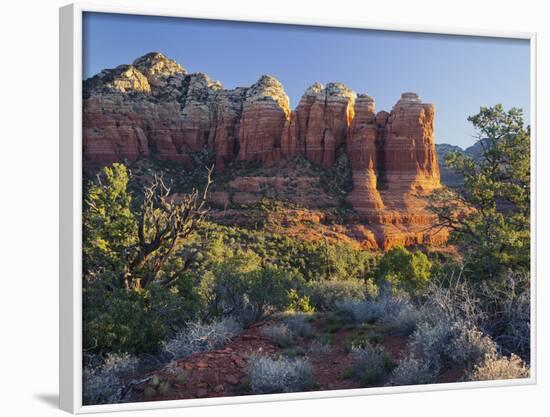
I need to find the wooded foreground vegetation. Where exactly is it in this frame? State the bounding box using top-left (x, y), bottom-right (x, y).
top-left (82, 105), bottom-right (531, 405)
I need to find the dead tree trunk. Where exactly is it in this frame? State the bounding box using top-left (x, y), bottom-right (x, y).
top-left (123, 168), bottom-right (213, 288)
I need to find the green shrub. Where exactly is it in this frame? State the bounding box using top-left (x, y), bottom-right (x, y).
top-left (283, 313), bottom-right (315, 338)
top-left (306, 278), bottom-right (370, 311)
top-left (262, 323), bottom-right (295, 348)
top-left (343, 333), bottom-right (370, 353)
top-left (287, 289), bottom-right (315, 313)
top-left (83, 163), bottom-right (136, 275)
top-left (83, 273), bottom-right (203, 355)
top-left (83, 287), bottom-right (168, 354)
top-left (308, 337), bottom-right (331, 354)
top-left (201, 250), bottom-right (301, 324)
top-left (376, 247), bottom-right (432, 294)
top-left (390, 356), bottom-right (438, 386)
top-left (334, 294), bottom-right (417, 331)
top-left (367, 332), bottom-right (384, 345)
top-left (346, 344), bottom-right (395, 385)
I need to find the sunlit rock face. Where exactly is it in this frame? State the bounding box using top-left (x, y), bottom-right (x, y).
top-left (236, 75), bottom-right (291, 164)
top-left (383, 92), bottom-right (440, 192)
top-left (281, 82), bottom-right (356, 168)
top-left (83, 53), bottom-right (445, 249)
top-left (346, 94), bottom-right (384, 212)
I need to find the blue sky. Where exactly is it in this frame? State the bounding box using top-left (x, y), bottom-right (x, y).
top-left (83, 12), bottom-right (530, 149)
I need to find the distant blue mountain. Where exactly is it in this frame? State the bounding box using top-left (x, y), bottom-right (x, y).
top-left (435, 141), bottom-right (486, 186)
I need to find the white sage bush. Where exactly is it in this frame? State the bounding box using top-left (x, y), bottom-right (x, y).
top-left (248, 355), bottom-right (313, 394)
top-left (162, 317), bottom-right (241, 359)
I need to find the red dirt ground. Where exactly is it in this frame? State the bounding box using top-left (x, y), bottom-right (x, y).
top-left (130, 318), bottom-right (411, 402)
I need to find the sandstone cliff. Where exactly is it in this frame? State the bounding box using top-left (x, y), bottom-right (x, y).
top-left (83, 52), bottom-right (445, 249)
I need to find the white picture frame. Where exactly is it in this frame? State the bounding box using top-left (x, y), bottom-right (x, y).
top-left (59, 2), bottom-right (537, 413)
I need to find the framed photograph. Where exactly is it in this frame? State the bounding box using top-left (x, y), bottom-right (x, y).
top-left (60, 3), bottom-right (536, 413)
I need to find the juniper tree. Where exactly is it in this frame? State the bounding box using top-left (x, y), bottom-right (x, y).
top-left (429, 105), bottom-right (530, 279)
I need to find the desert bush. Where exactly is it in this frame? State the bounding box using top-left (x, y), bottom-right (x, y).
top-left (343, 334), bottom-right (370, 353)
top-left (346, 344), bottom-right (395, 385)
top-left (392, 320), bottom-right (456, 385)
top-left (308, 337), bottom-right (331, 354)
top-left (408, 321), bottom-right (455, 368)
top-left (479, 273), bottom-right (531, 362)
top-left (82, 353), bottom-right (138, 405)
top-left (445, 325), bottom-right (497, 366)
top-left (248, 355), bottom-right (313, 394)
top-left (468, 353), bottom-right (530, 381)
top-left (281, 346), bottom-right (307, 358)
top-left (262, 323), bottom-right (295, 348)
top-left (333, 299), bottom-right (371, 323)
top-left (420, 277), bottom-right (485, 328)
top-left (390, 356), bottom-right (438, 386)
top-left (393, 318), bottom-right (498, 385)
top-left (334, 293), bottom-right (417, 328)
top-left (408, 320), bottom-right (495, 369)
top-left (378, 305), bottom-right (418, 336)
top-left (162, 317), bottom-right (241, 360)
top-left (283, 313), bottom-right (314, 338)
top-left (421, 274), bottom-right (530, 362)
top-left (305, 278), bottom-right (370, 311)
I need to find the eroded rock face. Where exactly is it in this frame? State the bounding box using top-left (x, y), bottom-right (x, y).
top-left (346, 94), bottom-right (384, 212)
top-left (383, 93), bottom-right (440, 192)
top-left (83, 53), bottom-right (443, 249)
top-left (281, 82), bottom-right (356, 167)
top-left (237, 75), bottom-right (290, 164)
top-left (83, 53), bottom-right (215, 166)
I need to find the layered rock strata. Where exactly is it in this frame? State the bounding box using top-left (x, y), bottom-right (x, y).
top-left (83, 52), bottom-right (444, 249)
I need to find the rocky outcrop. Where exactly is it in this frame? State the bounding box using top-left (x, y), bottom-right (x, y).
top-left (237, 76), bottom-right (290, 164)
top-left (281, 82), bottom-right (356, 167)
top-left (83, 52), bottom-right (444, 249)
top-left (383, 93), bottom-right (440, 192)
top-left (346, 94), bottom-right (384, 212)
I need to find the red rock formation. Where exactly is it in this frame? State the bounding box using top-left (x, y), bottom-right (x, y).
top-left (344, 92), bottom-right (443, 248)
top-left (346, 94), bottom-right (384, 212)
top-left (83, 53), bottom-right (444, 250)
top-left (383, 92), bottom-right (440, 192)
top-left (237, 76), bottom-right (290, 164)
top-left (208, 88), bottom-right (247, 171)
top-left (282, 82), bottom-right (356, 167)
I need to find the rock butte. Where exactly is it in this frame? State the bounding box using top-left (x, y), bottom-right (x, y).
top-left (83, 52), bottom-right (447, 250)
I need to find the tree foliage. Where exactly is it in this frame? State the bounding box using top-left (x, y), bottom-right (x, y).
top-left (83, 163), bottom-right (212, 289)
top-left (83, 163), bottom-right (136, 274)
top-left (83, 163), bottom-right (211, 354)
top-left (199, 249), bottom-right (302, 324)
top-left (376, 246), bottom-right (432, 294)
top-left (429, 105), bottom-right (530, 279)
